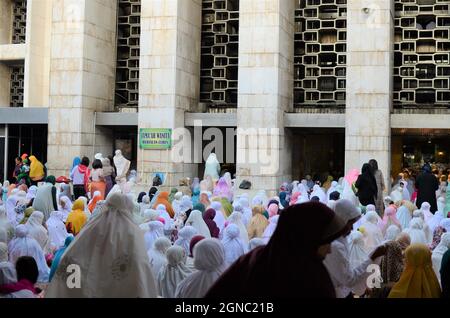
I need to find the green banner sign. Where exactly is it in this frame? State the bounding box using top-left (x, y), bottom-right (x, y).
top-left (139, 128), bottom-right (172, 149)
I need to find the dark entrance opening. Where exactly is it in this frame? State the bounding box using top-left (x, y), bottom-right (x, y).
top-left (291, 128), bottom-right (345, 183)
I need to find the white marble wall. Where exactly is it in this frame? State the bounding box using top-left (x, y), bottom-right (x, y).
top-left (138, 0), bottom-right (202, 188)
top-left (346, 0), bottom-right (393, 188)
top-left (24, 0), bottom-right (52, 108)
top-left (236, 0), bottom-right (295, 195)
top-left (47, 0), bottom-right (116, 177)
top-left (0, 0), bottom-right (12, 45)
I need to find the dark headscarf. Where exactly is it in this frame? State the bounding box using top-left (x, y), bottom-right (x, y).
top-left (441, 249), bottom-right (450, 298)
top-left (148, 187), bottom-right (158, 200)
top-left (46, 175), bottom-right (56, 185)
top-left (137, 192), bottom-right (146, 203)
top-left (422, 164), bottom-right (432, 173)
top-left (278, 192), bottom-right (289, 208)
top-left (189, 235), bottom-right (205, 258)
top-left (329, 191), bottom-right (340, 201)
top-left (203, 209), bottom-right (220, 238)
top-left (206, 202), bottom-right (347, 298)
top-left (380, 240), bottom-right (404, 284)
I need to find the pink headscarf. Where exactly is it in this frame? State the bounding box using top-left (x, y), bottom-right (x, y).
top-left (290, 192), bottom-right (300, 206)
top-left (379, 206), bottom-right (401, 233)
top-left (268, 202), bottom-right (279, 218)
top-left (213, 177), bottom-right (232, 201)
top-left (345, 169), bottom-right (360, 185)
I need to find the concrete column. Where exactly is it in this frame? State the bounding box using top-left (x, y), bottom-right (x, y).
top-left (236, 0), bottom-right (295, 195)
top-left (0, 63), bottom-right (10, 106)
top-left (138, 0), bottom-right (201, 187)
top-left (345, 0), bottom-right (393, 188)
top-left (0, 0), bottom-right (12, 45)
top-left (24, 0), bottom-right (52, 107)
top-left (47, 0), bottom-right (117, 176)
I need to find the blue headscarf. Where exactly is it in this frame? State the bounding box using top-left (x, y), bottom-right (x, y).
top-left (72, 157), bottom-right (81, 170)
top-left (49, 235), bottom-right (75, 282)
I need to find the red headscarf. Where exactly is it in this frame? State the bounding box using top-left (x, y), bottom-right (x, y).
top-left (78, 164), bottom-right (91, 193)
top-left (205, 202), bottom-right (347, 298)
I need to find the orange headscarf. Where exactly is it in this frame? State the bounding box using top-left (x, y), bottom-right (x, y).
top-left (152, 191), bottom-right (175, 218)
top-left (88, 193), bottom-right (102, 213)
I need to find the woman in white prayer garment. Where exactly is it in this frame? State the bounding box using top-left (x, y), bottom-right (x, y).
top-left (221, 224), bottom-right (247, 267)
top-left (175, 238), bottom-right (226, 298)
top-left (148, 237), bottom-right (172, 279)
top-left (45, 193), bottom-right (157, 298)
top-left (157, 245), bottom-right (192, 298)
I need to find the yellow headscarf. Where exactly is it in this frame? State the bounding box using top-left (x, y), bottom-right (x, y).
top-left (29, 155), bottom-right (45, 180)
top-left (247, 205), bottom-right (269, 240)
top-left (66, 199), bottom-right (88, 236)
top-left (388, 244), bottom-right (441, 298)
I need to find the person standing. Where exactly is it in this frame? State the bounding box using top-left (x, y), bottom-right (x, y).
top-left (415, 164), bottom-right (439, 214)
top-left (369, 159), bottom-right (386, 216)
top-left (32, 176), bottom-right (58, 221)
top-left (355, 163), bottom-right (378, 207)
top-left (12, 157), bottom-right (23, 183)
top-left (70, 157), bottom-right (90, 200)
top-left (28, 156), bottom-right (45, 186)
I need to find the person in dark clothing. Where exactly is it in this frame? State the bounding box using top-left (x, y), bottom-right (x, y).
top-left (12, 157), bottom-right (22, 183)
top-left (355, 163), bottom-right (378, 206)
top-left (205, 202), bottom-right (347, 298)
top-left (441, 249), bottom-right (450, 298)
top-left (415, 164), bottom-right (439, 213)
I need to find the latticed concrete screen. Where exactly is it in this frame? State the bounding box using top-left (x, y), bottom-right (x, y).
top-left (200, 0), bottom-right (239, 111)
top-left (294, 0), bottom-right (347, 109)
top-left (10, 65), bottom-right (24, 107)
top-left (394, 0), bottom-right (450, 109)
top-left (115, 0), bottom-right (141, 109)
top-left (12, 0), bottom-right (27, 44)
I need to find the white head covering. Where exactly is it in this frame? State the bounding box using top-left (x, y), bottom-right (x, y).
top-left (59, 196), bottom-right (73, 222)
top-left (26, 186), bottom-right (38, 202)
top-left (156, 204), bottom-right (172, 224)
top-left (46, 211), bottom-right (69, 251)
top-left (310, 185), bottom-right (327, 203)
top-left (342, 179), bottom-right (358, 207)
top-left (348, 230), bottom-right (369, 296)
top-left (420, 202), bottom-right (433, 224)
top-left (334, 199), bottom-right (361, 223)
top-left (428, 210), bottom-right (444, 234)
top-left (78, 196), bottom-right (91, 219)
top-left (440, 218), bottom-right (450, 233)
top-left (432, 232), bottom-right (450, 282)
top-left (144, 221), bottom-right (164, 251)
top-left (248, 237), bottom-right (266, 251)
top-left (210, 201), bottom-right (225, 232)
top-left (179, 195), bottom-right (193, 214)
top-left (94, 153), bottom-right (104, 160)
top-left (0, 261), bottom-right (16, 285)
top-left (157, 245), bottom-right (192, 298)
top-left (148, 236), bottom-right (172, 279)
top-left (185, 210), bottom-right (211, 239)
top-left (396, 205), bottom-right (412, 231)
top-left (174, 226), bottom-right (198, 256)
top-left (412, 210), bottom-right (433, 244)
top-left (262, 215), bottom-right (279, 244)
top-left (221, 224), bottom-right (246, 266)
top-left (237, 197), bottom-right (252, 227)
top-left (227, 212), bottom-right (248, 246)
top-left (25, 211), bottom-right (49, 252)
top-left (175, 238), bottom-right (226, 298)
top-left (45, 193), bottom-right (158, 297)
top-left (361, 211), bottom-right (384, 252)
top-left (437, 196), bottom-right (446, 216)
top-left (0, 242), bottom-right (8, 262)
top-left (6, 193), bottom-right (21, 226)
top-left (384, 224), bottom-right (401, 242)
top-left (326, 181), bottom-right (339, 201)
top-left (399, 180), bottom-right (411, 201)
top-left (8, 225), bottom-right (49, 283)
top-left (0, 206), bottom-right (13, 244)
top-left (297, 183), bottom-right (309, 203)
top-left (204, 153), bottom-right (220, 181)
top-left (403, 218), bottom-right (428, 245)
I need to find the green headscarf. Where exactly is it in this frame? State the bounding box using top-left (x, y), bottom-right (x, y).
top-left (193, 202), bottom-right (206, 215)
top-left (46, 175), bottom-right (56, 185)
top-left (20, 207), bottom-right (35, 224)
top-left (168, 188), bottom-right (178, 203)
top-left (220, 198), bottom-right (233, 218)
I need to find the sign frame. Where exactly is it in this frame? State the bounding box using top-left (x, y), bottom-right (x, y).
top-left (139, 128), bottom-right (172, 150)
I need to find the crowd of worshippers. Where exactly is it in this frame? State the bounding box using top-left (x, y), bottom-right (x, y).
top-left (0, 153), bottom-right (449, 298)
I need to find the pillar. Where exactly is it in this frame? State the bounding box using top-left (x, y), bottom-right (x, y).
top-left (138, 0), bottom-right (202, 188)
top-left (236, 0), bottom-right (295, 195)
top-left (47, 0), bottom-right (117, 176)
top-left (345, 0), bottom-right (393, 188)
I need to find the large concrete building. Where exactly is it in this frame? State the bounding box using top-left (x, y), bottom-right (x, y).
top-left (1, 0), bottom-right (450, 193)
